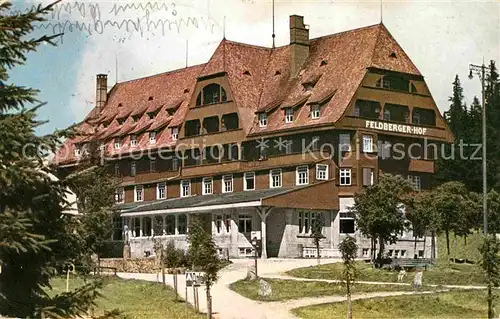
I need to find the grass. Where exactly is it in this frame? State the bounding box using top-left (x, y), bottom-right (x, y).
top-left (229, 278), bottom-right (435, 302)
top-left (48, 275), bottom-right (204, 319)
top-left (292, 290), bottom-right (488, 319)
top-left (287, 261), bottom-right (486, 286)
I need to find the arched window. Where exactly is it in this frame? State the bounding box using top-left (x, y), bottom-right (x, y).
top-left (196, 83), bottom-right (227, 106)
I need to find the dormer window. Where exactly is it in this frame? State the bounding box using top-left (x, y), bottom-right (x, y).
top-left (148, 112), bottom-right (155, 120)
top-left (258, 113), bottom-right (267, 127)
top-left (130, 134), bottom-right (137, 146)
top-left (196, 83), bottom-right (227, 106)
top-left (320, 60), bottom-right (328, 66)
top-left (74, 146), bottom-right (82, 157)
top-left (132, 115), bottom-right (141, 123)
top-left (284, 108), bottom-right (294, 123)
top-left (149, 131), bottom-right (156, 144)
top-left (114, 138), bottom-right (121, 150)
top-left (311, 105), bottom-right (320, 119)
top-left (99, 143), bottom-right (105, 152)
top-left (171, 127), bottom-right (178, 140)
top-left (148, 96), bottom-right (153, 101)
top-left (117, 117), bottom-right (126, 125)
top-left (243, 70), bottom-right (251, 76)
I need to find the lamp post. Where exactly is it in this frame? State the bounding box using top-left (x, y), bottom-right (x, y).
top-left (252, 237), bottom-right (258, 279)
top-left (469, 62), bottom-right (491, 237)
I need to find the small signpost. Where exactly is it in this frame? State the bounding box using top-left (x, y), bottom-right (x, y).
top-left (185, 271), bottom-right (205, 313)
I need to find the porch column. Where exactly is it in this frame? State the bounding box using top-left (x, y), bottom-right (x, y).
top-left (256, 207), bottom-right (272, 259)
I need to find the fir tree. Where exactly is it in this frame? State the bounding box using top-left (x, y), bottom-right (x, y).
top-left (0, 2), bottom-right (105, 317)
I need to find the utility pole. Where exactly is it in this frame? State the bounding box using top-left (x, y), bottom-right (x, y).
top-left (469, 62), bottom-right (491, 236)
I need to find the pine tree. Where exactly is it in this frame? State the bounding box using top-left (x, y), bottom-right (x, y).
top-left (444, 75), bottom-right (468, 138)
top-left (66, 141), bottom-right (116, 273)
top-left (485, 61), bottom-right (500, 190)
top-left (0, 2), bottom-right (104, 317)
top-left (436, 75), bottom-right (469, 186)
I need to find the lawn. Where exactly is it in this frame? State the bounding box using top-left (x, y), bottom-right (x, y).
top-left (287, 261), bottom-right (486, 286)
top-left (292, 290), bottom-right (487, 319)
top-left (229, 278), bottom-right (434, 302)
top-left (48, 276), bottom-right (204, 319)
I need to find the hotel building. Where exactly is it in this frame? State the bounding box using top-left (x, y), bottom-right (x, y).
top-left (54, 15), bottom-right (453, 259)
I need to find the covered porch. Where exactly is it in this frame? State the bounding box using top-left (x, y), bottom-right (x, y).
top-left (116, 180), bottom-right (339, 259)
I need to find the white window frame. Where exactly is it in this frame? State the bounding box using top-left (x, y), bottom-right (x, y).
top-left (222, 174), bottom-right (233, 193)
top-left (340, 168), bottom-right (352, 186)
top-left (408, 175), bottom-right (421, 191)
top-left (130, 134), bottom-right (137, 147)
top-left (214, 213), bottom-right (231, 235)
top-left (244, 172), bottom-right (255, 191)
top-left (311, 104), bottom-right (320, 119)
top-left (296, 165), bottom-right (309, 186)
top-left (134, 185), bottom-right (144, 202)
top-left (171, 127), bottom-right (179, 140)
top-left (238, 247), bottom-right (254, 257)
top-left (363, 167), bottom-right (374, 186)
top-left (362, 135), bottom-right (374, 153)
top-left (285, 108), bottom-right (294, 123)
top-left (180, 180), bottom-right (191, 197)
top-left (149, 131), bottom-right (156, 144)
top-left (238, 214), bottom-right (252, 233)
top-left (203, 177), bottom-right (213, 195)
top-left (131, 161), bottom-right (136, 176)
top-left (157, 182), bottom-right (166, 199)
top-left (115, 187), bottom-right (124, 204)
top-left (316, 164), bottom-right (328, 180)
top-left (269, 169), bottom-right (282, 188)
top-left (258, 113), bottom-right (267, 127)
top-left (114, 138), bottom-right (121, 150)
top-left (339, 212), bottom-right (355, 234)
top-left (298, 212), bottom-right (317, 235)
top-left (172, 157), bottom-right (179, 171)
top-left (74, 145), bottom-right (82, 157)
top-left (339, 133), bottom-right (351, 152)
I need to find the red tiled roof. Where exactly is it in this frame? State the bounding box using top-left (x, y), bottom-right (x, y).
top-left (54, 22), bottom-right (423, 165)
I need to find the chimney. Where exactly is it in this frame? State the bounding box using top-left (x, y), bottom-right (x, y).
top-left (289, 15), bottom-right (310, 78)
top-left (95, 74), bottom-right (108, 115)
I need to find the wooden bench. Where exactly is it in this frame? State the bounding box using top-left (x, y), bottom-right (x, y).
top-left (92, 266), bottom-right (117, 276)
top-left (391, 258), bottom-right (433, 270)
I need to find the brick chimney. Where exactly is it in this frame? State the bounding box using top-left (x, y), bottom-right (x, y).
top-left (95, 74), bottom-right (108, 115)
top-left (289, 15), bottom-right (310, 78)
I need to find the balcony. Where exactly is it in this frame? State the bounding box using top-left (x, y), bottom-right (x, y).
top-left (243, 151), bottom-right (328, 170)
top-left (181, 160), bottom-right (243, 178)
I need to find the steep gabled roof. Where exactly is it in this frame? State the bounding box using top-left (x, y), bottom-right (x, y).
top-left (54, 22), bottom-right (425, 165)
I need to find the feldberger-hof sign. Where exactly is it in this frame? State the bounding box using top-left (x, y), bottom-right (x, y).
top-left (365, 120), bottom-right (428, 135)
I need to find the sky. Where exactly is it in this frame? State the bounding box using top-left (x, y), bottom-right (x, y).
top-left (10, 0), bottom-right (500, 136)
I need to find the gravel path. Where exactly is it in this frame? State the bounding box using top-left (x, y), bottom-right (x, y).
top-left (117, 259), bottom-right (485, 319)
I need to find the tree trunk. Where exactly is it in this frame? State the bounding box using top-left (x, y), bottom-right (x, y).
top-left (488, 283), bottom-right (494, 318)
top-left (445, 230), bottom-right (450, 259)
top-left (464, 235), bottom-right (467, 246)
top-left (413, 236), bottom-right (418, 258)
top-left (206, 284), bottom-right (212, 319)
top-left (316, 241), bottom-right (321, 265)
top-left (97, 255), bottom-right (100, 275)
top-left (346, 278), bottom-right (352, 319)
top-left (378, 237), bottom-right (385, 260)
top-left (423, 234), bottom-right (427, 258)
top-left (431, 232), bottom-right (436, 262)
